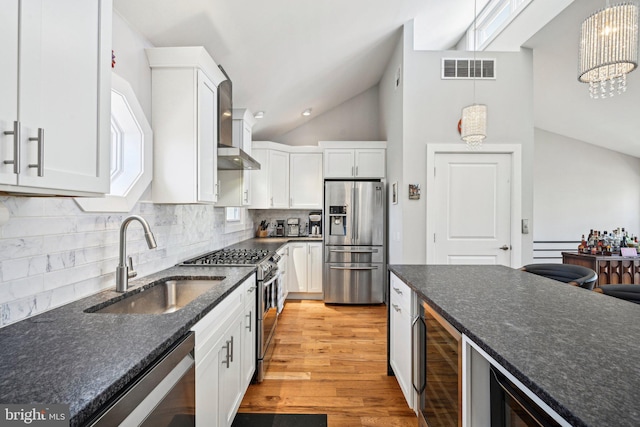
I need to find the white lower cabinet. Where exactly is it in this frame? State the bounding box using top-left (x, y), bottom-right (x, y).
top-left (241, 278), bottom-right (257, 389)
top-left (287, 242), bottom-right (323, 297)
top-left (191, 275), bottom-right (256, 427)
top-left (277, 245), bottom-right (290, 301)
top-left (389, 272), bottom-right (415, 410)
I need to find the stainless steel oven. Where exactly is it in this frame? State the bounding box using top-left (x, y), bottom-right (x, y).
top-left (179, 248), bottom-right (281, 383)
top-left (257, 269), bottom-right (281, 382)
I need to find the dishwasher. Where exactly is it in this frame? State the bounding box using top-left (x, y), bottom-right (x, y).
top-left (86, 332), bottom-right (195, 427)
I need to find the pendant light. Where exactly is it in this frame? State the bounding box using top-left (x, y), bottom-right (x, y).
top-left (461, 0), bottom-right (487, 147)
top-left (579, 1), bottom-right (639, 99)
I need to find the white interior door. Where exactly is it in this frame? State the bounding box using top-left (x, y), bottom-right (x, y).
top-left (433, 153), bottom-right (512, 266)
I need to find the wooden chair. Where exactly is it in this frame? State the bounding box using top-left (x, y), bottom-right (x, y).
top-left (520, 263), bottom-right (598, 290)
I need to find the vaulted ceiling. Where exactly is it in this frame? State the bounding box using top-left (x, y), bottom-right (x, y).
top-left (114, 0), bottom-right (488, 140)
top-left (115, 0), bottom-right (640, 157)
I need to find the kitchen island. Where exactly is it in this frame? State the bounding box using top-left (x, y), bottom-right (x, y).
top-left (389, 264), bottom-right (640, 427)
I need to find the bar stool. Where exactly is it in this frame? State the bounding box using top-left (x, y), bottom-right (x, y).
top-left (594, 285), bottom-right (640, 304)
top-left (520, 263), bottom-right (598, 290)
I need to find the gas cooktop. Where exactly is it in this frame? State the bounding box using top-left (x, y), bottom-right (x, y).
top-left (179, 248), bottom-right (279, 280)
top-left (181, 248), bottom-right (271, 265)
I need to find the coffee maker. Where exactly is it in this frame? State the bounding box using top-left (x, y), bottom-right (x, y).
top-left (287, 218), bottom-right (300, 237)
top-left (309, 211), bottom-right (322, 237)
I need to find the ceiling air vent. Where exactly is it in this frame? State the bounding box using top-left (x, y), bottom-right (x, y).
top-left (442, 58), bottom-right (496, 80)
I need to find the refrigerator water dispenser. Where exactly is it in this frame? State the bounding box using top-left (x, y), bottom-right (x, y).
top-left (329, 206), bottom-right (347, 236)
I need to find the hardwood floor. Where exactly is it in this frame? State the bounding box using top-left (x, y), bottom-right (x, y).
top-left (238, 300), bottom-right (417, 426)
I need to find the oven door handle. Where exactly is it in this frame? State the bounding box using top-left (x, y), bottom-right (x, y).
top-left (329, 266), bottom-right (378, 270)
top-left (412, 314), bottom-right (426, 394)
top-left (262, 271), bottom-right (280, 287)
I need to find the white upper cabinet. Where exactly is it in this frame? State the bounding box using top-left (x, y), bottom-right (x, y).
top-left (324, 148), bottom-right (386, 179)
top-left (323, 149), bottom-right (356, 178)
top-left (251, 141), bottom-right (323, 209)
top-left (269, 150), bottom-right (290, 208)
top-left (354, 149), bottom-right (386, 178)
top-left (320, 141), bottom-right (387, 179)
top-left (250, 148), bottom-right (290, 209)
top-left (147, 47), bottom-right (226, 204)
top-left (0, 0), bottom-right (111, 196)
top-left (290, 153), bottom-right (323, 209)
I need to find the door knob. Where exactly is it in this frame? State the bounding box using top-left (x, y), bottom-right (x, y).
top-left (499, 245), bottom-right (511, 251)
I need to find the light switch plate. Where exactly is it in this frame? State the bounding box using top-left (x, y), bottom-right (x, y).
top-left (522, 219), bottom-right (529, 234)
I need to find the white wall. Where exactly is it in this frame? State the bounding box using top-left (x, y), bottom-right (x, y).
top-left (0, 13), bottom-right (253, 328)
top-left (534, 128), bottom-right (640, 241)
top-left (275, 86), bottom-right (381, 146)
top-left (380, 21), bottom-right (535, 264)
top-left (379, 36), bottom-right (404, 264)
top-left (112, 10), bottom-right (154, 120)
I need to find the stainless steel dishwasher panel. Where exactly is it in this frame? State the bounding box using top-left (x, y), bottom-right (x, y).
top-left (88, 332), bottom-right (195, 427)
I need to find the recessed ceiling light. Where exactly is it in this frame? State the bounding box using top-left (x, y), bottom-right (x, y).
top-left (254, 111), bottom-right (265, 119)
top-left (302, 108), bottom-right (312, 116)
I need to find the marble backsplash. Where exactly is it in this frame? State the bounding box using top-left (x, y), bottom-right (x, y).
top-left (0, 195), bottom-right (253, 328)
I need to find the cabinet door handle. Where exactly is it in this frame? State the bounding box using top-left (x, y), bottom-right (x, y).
top-left (412, 315), bottom-right (427, 393)
top-left (244, 190), bottom-right (249, 203)
top-left (270, 197), bottom-right (273, 207)
top-left (392, 303), bottom-right (401, 313)
top-left (222, 341), bottom-right (231, 368)
top-left (247, 285), bottom-right (256, 294)
top-left (246, 311), bottom-right (252, 332)
top-left (355, 165), bottom-right (359, 176)
top-left (351, 166), bottom-right (354, 176)
top-left (3, 121), bottom-right (20, 174)
top-left (290, 197), bottom-right (293, 206)
top-left (28, 128), bottom-right (44, 177)
top-left (393, 286), bottom-right (403, 295)
top-left (229, 335), bottom-right (234, 363)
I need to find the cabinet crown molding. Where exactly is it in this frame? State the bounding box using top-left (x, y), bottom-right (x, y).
top-left (232, 108), bottom-right (257, 127)
top-left (146, 47), bottom-right (226, 86)
top-left (253, 141), bottom-right (322, 153)
top-left (318, 141), bottom-right (387, 149)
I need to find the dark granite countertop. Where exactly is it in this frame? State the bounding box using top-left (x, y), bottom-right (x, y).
top-left (388, 264), bottom-right (640, 427)
top-left (0, 265), bottom-right (255, 426)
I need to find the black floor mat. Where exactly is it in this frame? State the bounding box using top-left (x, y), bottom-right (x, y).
top-left (231, 413), bottom-right (327, 427)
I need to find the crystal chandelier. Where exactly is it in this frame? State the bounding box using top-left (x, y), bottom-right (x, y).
top-left (461, 0), bottom-right (487, 147)
top-left (579, 2), bottom-right (639, 99)
top-left (461, 104), bottom-right (487, 147)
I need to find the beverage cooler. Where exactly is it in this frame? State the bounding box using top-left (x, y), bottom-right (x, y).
top-left (323, 181), bottom-right (385, 304)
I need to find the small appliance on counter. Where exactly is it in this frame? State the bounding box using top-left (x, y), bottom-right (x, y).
top-left (309, 211), bottom-right (322, 237)
top-left (276, 220), bottom-right (285, 237)
top-left (287, 218), bottom-right (300, 237)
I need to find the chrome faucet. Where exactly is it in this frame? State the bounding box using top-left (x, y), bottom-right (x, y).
top-left (116, 215), bottom-right (157, 292)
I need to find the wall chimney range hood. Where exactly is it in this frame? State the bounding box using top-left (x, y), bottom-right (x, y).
top-left (217, 146), bottom-right (261, 170)
top-left (217, 67), bottom-right (260, 170)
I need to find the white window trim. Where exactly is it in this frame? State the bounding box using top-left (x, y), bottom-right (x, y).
top-left (224, 207), bottom-right (248, 234)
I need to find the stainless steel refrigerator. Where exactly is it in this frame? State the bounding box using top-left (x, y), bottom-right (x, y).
top-left (323, 180), bottom-right (385, 304)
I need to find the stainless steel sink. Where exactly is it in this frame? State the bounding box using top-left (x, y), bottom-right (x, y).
top-left (92, 279), bottom-right (224, 314)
